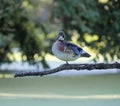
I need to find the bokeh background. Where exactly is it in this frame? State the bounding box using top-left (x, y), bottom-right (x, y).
top-left (0, 0), bottom-right (120, 106)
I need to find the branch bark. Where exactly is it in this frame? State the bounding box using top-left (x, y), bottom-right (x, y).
top-left (14, 62), bottom-right (120, 78)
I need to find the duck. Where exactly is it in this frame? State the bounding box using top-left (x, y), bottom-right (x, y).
top-left (52, 31), bottom-right (91, 64)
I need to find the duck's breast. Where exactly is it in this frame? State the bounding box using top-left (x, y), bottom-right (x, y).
top-left (52, 41), bottom-right (79, 61)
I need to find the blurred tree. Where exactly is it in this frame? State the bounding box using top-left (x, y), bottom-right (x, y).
top-left (0, 0), bottom-right (120, 69)
top-left (52, 0), bottom-right (120, 61)
top-left (0, 0), bottom-right (52, 68)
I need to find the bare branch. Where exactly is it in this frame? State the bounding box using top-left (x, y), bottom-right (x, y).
top-left (14, 62), bottom-right (120, 78)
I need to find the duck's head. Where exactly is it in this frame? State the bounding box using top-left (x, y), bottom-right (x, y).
top-left (57, 31), bottom-right (65, 41)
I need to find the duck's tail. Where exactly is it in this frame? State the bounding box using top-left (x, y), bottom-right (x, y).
top-left (80, 50), bottom-right (91, 57)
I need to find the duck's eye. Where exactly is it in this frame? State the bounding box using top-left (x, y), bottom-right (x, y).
top-left (62, 35), bottom-right (64, 38)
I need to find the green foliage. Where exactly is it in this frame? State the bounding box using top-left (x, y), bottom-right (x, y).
top-left (52, 0), bottom-right (120, 61)
top-left (0, 0), bottom-right (50, 68)
top-left (0, 0), bottom-right (23, 63)
top-left (0, 0), bottom-right (120, 69)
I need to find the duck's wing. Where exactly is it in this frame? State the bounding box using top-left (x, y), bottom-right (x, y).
top-left (64, 41), bottom-right (91, 57)
top-left (65, 42), bottom-right (82, 55)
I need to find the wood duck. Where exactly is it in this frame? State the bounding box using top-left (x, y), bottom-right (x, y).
top-left (52, 31), bottom-right (91, 64)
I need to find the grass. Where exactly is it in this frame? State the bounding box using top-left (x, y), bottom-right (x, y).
top-left (0, 74), bottom-right (120, 106)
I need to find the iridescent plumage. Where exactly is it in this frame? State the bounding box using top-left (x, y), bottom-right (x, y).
top-left (52, 31), bottom-right (91, 64)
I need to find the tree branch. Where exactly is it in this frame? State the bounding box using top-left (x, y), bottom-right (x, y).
top-left (14, 62), bottom-right (120, 78)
